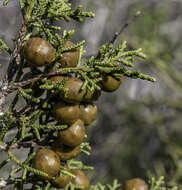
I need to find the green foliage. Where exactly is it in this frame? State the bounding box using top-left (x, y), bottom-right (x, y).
top-left (0, 39), bottom-right (11, 54)
top-left (149, 177), bottom-right (177, 190)
top-left (89, 177), bottom-right (177, 190)
top-left (0, 0), bottom-right (159, 189)
top-left (92, 1), bottom-right (182, 188)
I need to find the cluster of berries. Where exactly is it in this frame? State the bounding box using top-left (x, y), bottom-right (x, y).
top-left (22, 37), bottom-right (134, 189)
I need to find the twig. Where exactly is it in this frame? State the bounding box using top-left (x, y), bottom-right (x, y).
top-left (7, 18), bottom-right (27, 82)
top-left (0, 176), bottom-right (37, 187)
top-left (5, 11), bottom-right (142, 91)
top-left (0, 76), bottom-right (9, 115)
top-left (16, 104), bottom-right (40, 116)
top-left (83, 11), bottom-right (141, 58)
top-left (7, 67), bottom-right (94, 93)
top-left (109, 10), bottom-right (141, 44)
top-left (0, 141), bottom-right (42, 151)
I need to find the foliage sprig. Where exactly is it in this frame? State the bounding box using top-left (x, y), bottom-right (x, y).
top-left (0, 0), bottom-right (157, 189)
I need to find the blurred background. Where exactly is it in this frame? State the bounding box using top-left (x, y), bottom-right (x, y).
top-left (1, 0), bottom-right (182, 188)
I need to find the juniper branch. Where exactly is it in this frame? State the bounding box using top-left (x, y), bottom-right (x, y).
top-left (0, 141), bottom-right (42, 151)
top-left (7, 17), bottom-right (27, 82)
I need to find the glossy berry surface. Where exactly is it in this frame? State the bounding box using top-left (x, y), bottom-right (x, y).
top-left (58, 119), bottom-right (85, 147)
top-left (101, 75), bottom-right (123, 92)
top-left (62, 77), bottom-right (85, 103)
top-left (80, 104), bottom-right (98, 125)
top-left (124, 178), bottom-right (148, 190)
top-left (24, 37), bottom-right (55, 67)
top-left (59, 41), bottom-right (80, 68)
top-left (53, 102), bottom-right (80, 125)
top-left (33, 148), bottom-right (60, 178)
top-left (71, 169), bottom-right (90, 190)
top-left (53, 166), bottom-right (71, 188)
top-left (53, 142), bottom-right (81, 161)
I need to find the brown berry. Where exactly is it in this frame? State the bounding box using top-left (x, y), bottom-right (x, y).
top-left (71, 169), bottom-right (90, 190)
top-left (33, 149), bottom-right (60, 178)
top-left (53, 166), bottom-right (71, 188)
top-left (83, 89), bottom-right (101, 102)
top-left (52, 142), bottom-right (81, 161)
top-left (61, 77), bottom-right (85, 103)
top-left (101, 75), bottom-right (123, 92)
top-left (59, 41), bottom-right (80, 68)
top-left (80, 104), bottom-right (98, 125)
top-left (50, 76), bottom-right (101, 103)
top-left (53, 102), bottom-right (80, 125)
top-left (124, 178), bottom-right (148, 190)
top-left (58, 119), bottom-right (85, 147)
top-left (24, 37), bottom-right (55, 67)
